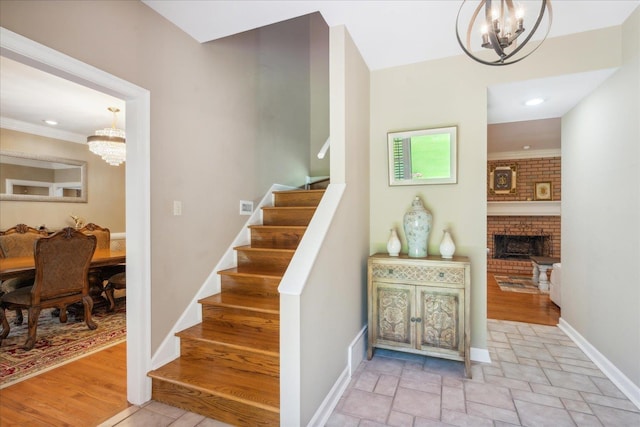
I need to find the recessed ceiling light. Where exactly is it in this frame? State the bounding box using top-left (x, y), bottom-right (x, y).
top-left (525, 98), bottom-right (545, 106)
top-left (43, 119), bottom-right (58, 126)
top-left (523, 145), bottom-right (531, 150)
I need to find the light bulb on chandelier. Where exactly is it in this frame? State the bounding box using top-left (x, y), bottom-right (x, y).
top-left (456, 0), bottom-right (553, 66)
top-left (87, 107), bottom-right (126, 166)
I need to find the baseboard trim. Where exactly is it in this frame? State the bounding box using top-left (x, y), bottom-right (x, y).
top-left (307, 366), bottom-right (350, 427)
top-left (558, 318), bottom-right (640, 410)
top-left (471, 347), bottom-right (492, 364)
top-left (308, 326), bottom-right (367, 427)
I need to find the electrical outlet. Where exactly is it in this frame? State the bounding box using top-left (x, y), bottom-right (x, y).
top-left (173, 200), bottom-right (182, 216)
top-left (239, 200), bottom-right (253, 215)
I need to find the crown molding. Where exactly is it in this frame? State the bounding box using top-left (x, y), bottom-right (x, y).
top-left (1, 116), bottom-right (86, 144)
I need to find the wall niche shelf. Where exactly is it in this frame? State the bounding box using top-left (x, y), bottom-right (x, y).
top-left (487, 201), bottom-right (561, 216)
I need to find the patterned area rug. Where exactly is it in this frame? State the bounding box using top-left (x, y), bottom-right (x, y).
top-left (494, 275), bottom-right (542, 294)
top-left (0, 301), bottom-right (126, 388)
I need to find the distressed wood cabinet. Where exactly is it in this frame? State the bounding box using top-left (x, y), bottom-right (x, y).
top-left (367, 253), bottom-right (471, 378)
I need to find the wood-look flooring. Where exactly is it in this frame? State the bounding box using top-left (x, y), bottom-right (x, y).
top-left (487, 272), bottom-right (560, 326)
top-left (0, 341), bottom-right (129, 426)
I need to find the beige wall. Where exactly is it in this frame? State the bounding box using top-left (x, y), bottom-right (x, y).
top-left (561, 8), bottom-right (640, 388)
top-left (255, 15), bottom-right (311, 188)
top-left (0, 1), bottom-right (324, 351)
top-left (309, 13), bottom-right (331, 177)
top-left (370, 26), bottom-right (624, 350)
top-left (0, 128), bottom-right (125, 232)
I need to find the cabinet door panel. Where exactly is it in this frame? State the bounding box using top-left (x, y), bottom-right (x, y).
top-left (417, 287), bottom-right (463, 355)
top-left (373, 282), bottom-right (414, 349)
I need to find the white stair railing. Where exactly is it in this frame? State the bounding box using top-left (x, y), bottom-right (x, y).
top-left (317, 137), bottom-right (330, 159)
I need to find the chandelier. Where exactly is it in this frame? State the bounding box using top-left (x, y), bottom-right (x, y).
top-left (456, 0), bottom-right (553, 66)
top-left (87, 107), bottom-right (126, 166)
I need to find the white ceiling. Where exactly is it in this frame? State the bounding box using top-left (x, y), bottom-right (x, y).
top-left (0, 56), bottom-right (125, 144)
top-left (142, 0), bottom-right (638, 71)
top-left (0, 1), bottom-right (637, 152)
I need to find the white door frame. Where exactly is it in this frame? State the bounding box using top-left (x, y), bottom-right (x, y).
top-left (0, 27), bottom-right (152, 404)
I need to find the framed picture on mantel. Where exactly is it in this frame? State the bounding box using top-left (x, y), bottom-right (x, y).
top-left (489, 165), bottom-right (517, 194)
top-left (534, 181), bottom-right (553, 200)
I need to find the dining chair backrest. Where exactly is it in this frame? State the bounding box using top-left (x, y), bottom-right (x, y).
top-left (0, 227), bottom-right (98, 350)
top-left (32, 228), bottom-right (97, 303)
top-left (78, 223), bottom-right (110, 250)
top-left (0, 224), bottom-right (48, 258)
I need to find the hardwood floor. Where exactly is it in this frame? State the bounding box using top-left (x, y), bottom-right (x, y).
top-left (0, 341), bottom-right (129, 426)
top-left (487, 272), bottom-right (560, 326)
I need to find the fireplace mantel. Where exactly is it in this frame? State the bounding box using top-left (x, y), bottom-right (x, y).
top-left (487, 201), bottom-right (561, 216)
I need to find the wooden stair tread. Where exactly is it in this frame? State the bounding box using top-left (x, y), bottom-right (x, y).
top-left (148, 358), bottom-right (279, 411)
top-left (262, 207), bottom-right (315, 226)
top-left (261, 206), bottom-right (316, 211)
top-left (272, 189), bottom-right (325, 194)
top-left (199, 293), bottom-right (279, 314)
top-left (248, 225), bottom-right (307, 230)
top-left (218, 267), bottom-right (283, 279)
top-left (272, 189), bottom-right (325, 207)
top-left (233, 245), bottom-right (295, 254)
top-left (177, 323), bottom-right (278, 355)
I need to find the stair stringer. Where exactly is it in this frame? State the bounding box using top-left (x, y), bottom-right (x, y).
top-left (150, 183), bottom-right (296, 370)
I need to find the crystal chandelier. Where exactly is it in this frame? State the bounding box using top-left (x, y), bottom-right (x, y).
top-left (456, 0), bottom-right (553, 66)
top-left (87, 107), bottom-right (126, 166)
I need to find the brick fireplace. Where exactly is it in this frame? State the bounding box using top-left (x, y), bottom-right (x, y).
top-left (487, 156), bottom-right (561, 276)
top-left (493, 233), bottom-right (551, 259)
top-left (487, 216), bottom-right (560, 275)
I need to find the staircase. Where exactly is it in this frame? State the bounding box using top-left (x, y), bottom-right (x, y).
top-left (148, 189), bottom-right (324, 426)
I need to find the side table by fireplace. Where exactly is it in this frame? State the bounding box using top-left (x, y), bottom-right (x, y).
top-left (530, 256), bottom-right (560, 292)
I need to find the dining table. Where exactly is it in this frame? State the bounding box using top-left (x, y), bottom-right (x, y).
top-left (1, 248), bottom-right (126, 313)
top-left (0, 248), bottom-right (126, 281)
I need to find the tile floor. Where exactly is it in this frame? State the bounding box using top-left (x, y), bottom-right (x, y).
top-left (99, 319), bottom-right (639, 426)
top-left (328, 319), bottom-right (640, 426)
top-left (97, 401), bottom-right (229, 427)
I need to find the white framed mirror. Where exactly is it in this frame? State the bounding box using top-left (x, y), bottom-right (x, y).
top-left (0, 150), bottom-right (87, 202)
top-left (388, 126), bottom-right (457, 186)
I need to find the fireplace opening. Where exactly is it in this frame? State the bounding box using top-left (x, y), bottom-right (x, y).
top-left (493, 234), bottom-right (551, 259)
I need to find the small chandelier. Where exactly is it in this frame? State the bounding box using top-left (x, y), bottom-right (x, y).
top-left (87, 107), bottom-right (126, 166)
top-left (456, 0), bottom-right (553, 66)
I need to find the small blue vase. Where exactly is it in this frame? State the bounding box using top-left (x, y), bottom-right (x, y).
top-left (403, 196), bottom-right (432, 258)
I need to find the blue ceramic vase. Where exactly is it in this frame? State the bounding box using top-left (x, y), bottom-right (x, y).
top-left (403, 196), bottom-right (432, 258)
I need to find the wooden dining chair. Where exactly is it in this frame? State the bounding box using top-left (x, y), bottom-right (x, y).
top-left (78, 223), bottom-right (110, 249)
top-left (0, 224), bottom-right (49, 325)
top-left (79, 223), bottom-right (126, 311)
top-left (0, 228), bottom-right (98, 350)
top-left (0, 224), bottom-right (49, 258)
top-left (104, 271), bottom-right (126, 311)
top-left (78, 223), bottom-right (114, 307)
